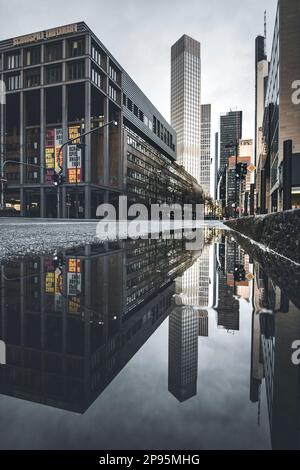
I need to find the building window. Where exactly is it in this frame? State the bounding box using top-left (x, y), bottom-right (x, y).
top-left (46, 64), bottom-right (62, 84)
top-left (68, 38), bottom-right (85, 58)
top-left (127, 98), bottom-right (133, 112)
top-left (133, 104), bottom-right (139, 117)
top-left (91, 67), bottom-right (101, 88)
top-left (91, 45), bottom-right (102, 67)
top-left (123, 93), bottom-right (127, 106)
top-left (109, 64), bottom-right (118, 82)
top-left (24, 68), bottom-right (40, 88)
top-left (109, 85), bottom-right (117, 102)
top-left (6, 53), bottom-right (20, 70)
top-left (153, 116), bottom-right (157, 134)
top-left (45, 42), bottom-right (62, 62)
top-left (25, 47), bottom-right (41, 66)
top-left (68, 61), bottom-right (85, 80)
top-left (7, 74), bottom-right (21, 91)
top-left (156, 120), bottom-right (160, 137)
top-left (142, 115), bottom-right (152, 131)
top-left (139, 110), bottom-right (144, 122)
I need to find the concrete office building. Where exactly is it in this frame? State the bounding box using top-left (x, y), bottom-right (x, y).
top-left (171, 35), bottom-right (202, 185)
top-left (257, 0), bottom-right (300, 212)
top-left (0, 23), bottom-right (203, 218)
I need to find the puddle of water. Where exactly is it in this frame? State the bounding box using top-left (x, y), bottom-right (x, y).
top-left (0, 227), bottom-right (299, 450)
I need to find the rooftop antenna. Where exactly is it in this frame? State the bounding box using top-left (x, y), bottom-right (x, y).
top-left (264, 10), bottom-right (267, 57)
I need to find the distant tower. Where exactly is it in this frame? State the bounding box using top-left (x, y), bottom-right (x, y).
top-left (254, 13), bottom-right (269, 213)
top-left (218, 110), bottom-right (243, 208)
top-left (264, 10), bottom-right (267, 56)
top-left (200, 104), bottom-right (212, 196)
top-left (171, 35), bottom-right (201, 184)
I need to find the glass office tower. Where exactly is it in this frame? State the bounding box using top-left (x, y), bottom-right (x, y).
top-left (200, 104), bottom-right (211, 196)
top-left (171, 35), bottom-right (201, 185)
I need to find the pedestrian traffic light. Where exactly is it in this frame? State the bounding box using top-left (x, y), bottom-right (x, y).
top-left (234, 264), bottom-right (246, 282)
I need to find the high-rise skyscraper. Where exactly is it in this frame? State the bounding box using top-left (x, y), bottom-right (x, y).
top-left (218, 111), bottom-right (243, 211)
top-left (254, 34), bottom-right (268, 214)
top-left (171, 35), bottom-right (201, 184)
top-left (215, 132), bottom-right (219, 200)
top-left (200, 104), bottom-right (212, 196)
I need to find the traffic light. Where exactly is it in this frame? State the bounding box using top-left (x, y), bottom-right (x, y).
top-left (53, 254), bottom-right (65, 271)
top-left (234, 264), bottom-right (246, 282)
top-left (241, 162), bottom-right (248, 179)
top-left (235, 162), bottom-right (248, 180)
top-left (53, 172), bottom-right (66, 186)
top-left (59, 175), bottom-right (66, 185)
top-left (236, 162), bottom-right (243, 178)
top-left (76, 143), bottom-right (86, 151)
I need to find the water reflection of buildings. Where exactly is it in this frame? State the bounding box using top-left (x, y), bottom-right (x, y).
top-left (168, 243), bottom-right (211, 403)
top-left (0, 238), bottom-right (198, 413)
top-left (168, 307), bottom-right (199, 402)
top-left (251, 258), bottom-right (300, 449)
top-left (214, 235), bottom-right (251, 332)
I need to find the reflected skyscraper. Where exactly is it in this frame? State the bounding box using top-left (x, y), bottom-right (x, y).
top-left (198, 311), bottom-right (209, 338)
top-left (168, 307), bottom-right (198, 402)
top-left (216, 236), bottom-right (240, 332)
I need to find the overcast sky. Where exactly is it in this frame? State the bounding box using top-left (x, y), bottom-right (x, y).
top-left (0, 0), bottom-right (277, 139)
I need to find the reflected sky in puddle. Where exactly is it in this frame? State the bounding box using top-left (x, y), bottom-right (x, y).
top-left (0, 228), bottom-right (299, 450)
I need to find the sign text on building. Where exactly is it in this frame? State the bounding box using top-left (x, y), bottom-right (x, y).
top-left (13, 23), bottom-right (78, 46)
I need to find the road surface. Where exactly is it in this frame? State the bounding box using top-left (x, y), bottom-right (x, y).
top-left (0, 218), bottom-right (227, 261)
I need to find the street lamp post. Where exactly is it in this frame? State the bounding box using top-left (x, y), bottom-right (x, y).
top-left (56, 120), bottom-right (118, 219)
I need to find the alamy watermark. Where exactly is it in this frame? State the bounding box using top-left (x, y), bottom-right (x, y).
top-left (96, 197), bottom-right (204, 251)
top-left (0, 80), bottom-right (6, 105)
top-left (0, 340), bottom-right (6, 365)
top-left (291, 340), bottom-right (300, 366)
top-left (291, 80), bottom-right (300, 104)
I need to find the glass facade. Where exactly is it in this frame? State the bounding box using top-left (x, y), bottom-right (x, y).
top-left (219, 110), bottom-right (243, 206)
top-left (171, 35), bottom-right (202, 184)
top-left (200, 104), bottom-right (211, 196)
top-left (263, 5), bottom-right (280, 209)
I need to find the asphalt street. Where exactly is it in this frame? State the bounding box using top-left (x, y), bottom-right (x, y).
top-left (0, 218), bottom-right (226, 261)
